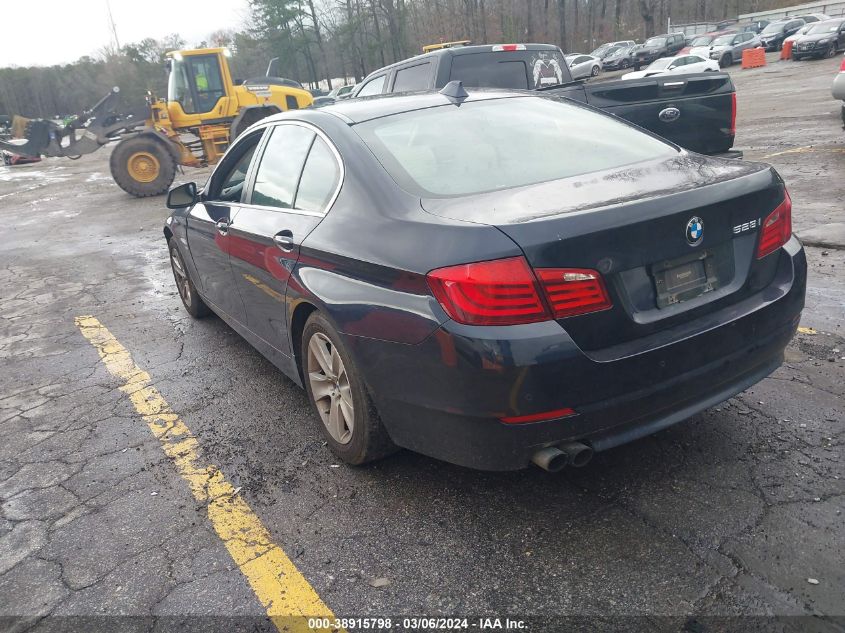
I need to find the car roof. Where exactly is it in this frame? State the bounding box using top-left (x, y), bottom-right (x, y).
top-left (358, 43), bottom-right (561, 79)
top-left (268, 89), bottom-right (533, 126)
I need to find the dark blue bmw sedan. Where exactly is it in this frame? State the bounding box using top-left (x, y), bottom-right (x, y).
top-left (164, 87), bottom-right (806, 472)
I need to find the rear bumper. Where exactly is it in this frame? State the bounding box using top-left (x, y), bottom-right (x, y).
top-left (349, 239), bottom-right (806, 470)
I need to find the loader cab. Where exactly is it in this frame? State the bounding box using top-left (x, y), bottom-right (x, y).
top-left (166, 48), bottom-right (233, 120)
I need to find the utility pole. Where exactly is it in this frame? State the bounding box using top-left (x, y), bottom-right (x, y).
top-left (106, 0), bottom-right (121, 51)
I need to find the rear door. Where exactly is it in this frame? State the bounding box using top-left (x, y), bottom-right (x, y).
top-left (228, 122), bottom-right (342, 356)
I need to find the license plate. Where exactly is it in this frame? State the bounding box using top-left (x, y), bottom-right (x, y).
top-left (652, 253), bottom-right (717, 308)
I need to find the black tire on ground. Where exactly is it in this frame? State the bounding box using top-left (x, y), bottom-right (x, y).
top-left (110, 136), bottom-right (177, 198)
top-left (826, 45), bottom-right (837, 59)
top-left (621, 59), bottom-right (630, 69)
top-left (720, 53), bottom-right (732, 68)
top-left (168, 240), bottom-right (210, 319)
top-left (301, 312), bottom-right (396, 465)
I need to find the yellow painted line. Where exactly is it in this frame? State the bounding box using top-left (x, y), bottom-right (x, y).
top-left (761, 146), bottom-right (845, 160)
top-left (798, 326), bottom-right (817, 335)
top-left (75, 316), bottom-right (340, 633)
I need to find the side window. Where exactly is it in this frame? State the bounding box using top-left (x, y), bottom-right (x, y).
top-left (357, 75), bottom-right (386, 97)
top-left (209, 131), bottom-right (263, 203)
top-left (250, 125), bottom-right (315, 209)
top-left (294, 137), bottom-right (341, 214)
top-left (392, 63), bottom-right (432, 92)
top-left (286, 95), bottom-right (299, 110)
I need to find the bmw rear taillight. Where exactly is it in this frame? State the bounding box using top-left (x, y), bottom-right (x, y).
top-left (427, 256), bottom-right (550, 326)
top-left (535, 268), bottom-right (612, 318)
top-left (427, 257), bottom-right (612, 325)
top-left (756, 190), bottom-right (792, 259)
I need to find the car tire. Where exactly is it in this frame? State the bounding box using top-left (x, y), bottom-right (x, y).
top-left (301, 312), bottom-right (396, 465)
top-left (621, 59), bottom-right (630, 69)
top-left (720, 53), bottom-right (732, 68)
top-left (591, 65), bottom-right (600, 76)
top-left (169, 240), bottom-right (210, 319)
top-left (826, 45), bottom-right (836, 59)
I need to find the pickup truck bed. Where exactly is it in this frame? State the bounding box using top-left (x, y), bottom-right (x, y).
top-left (350, 44), bottom-right (737, 156)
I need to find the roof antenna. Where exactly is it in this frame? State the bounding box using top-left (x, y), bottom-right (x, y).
top-left (439, 80), bottom-right (469, 105)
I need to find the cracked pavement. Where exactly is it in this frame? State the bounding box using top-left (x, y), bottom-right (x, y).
top-left (1, 55), bottom-right (843, 630)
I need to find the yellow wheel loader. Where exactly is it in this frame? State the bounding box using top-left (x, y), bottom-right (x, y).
top-left (0, 48), bottom-right (313, 197)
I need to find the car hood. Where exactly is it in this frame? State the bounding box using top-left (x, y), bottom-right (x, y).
top-left (621, 70), bottom-right (651, 79)
top-left (689, 46), bottom-right (713, 56)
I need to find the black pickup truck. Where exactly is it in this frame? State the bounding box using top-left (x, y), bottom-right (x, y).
top-left (350, 43), bottom-right (738, 156)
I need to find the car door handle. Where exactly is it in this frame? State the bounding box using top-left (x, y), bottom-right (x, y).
top-left (215, 219), bottom-right (231, 235)
top-left (273, 230), bottom-right (295, 251)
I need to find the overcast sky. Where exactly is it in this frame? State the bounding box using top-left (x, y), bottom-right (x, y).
top-left (1, 0), bottom-right (251, 67)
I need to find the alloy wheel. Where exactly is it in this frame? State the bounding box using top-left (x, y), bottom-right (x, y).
top-left (307, 332), bottom-right (354, 444)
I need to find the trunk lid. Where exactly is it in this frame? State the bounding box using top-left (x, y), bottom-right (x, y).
top-left (422, 154), bottom-right (786, 351)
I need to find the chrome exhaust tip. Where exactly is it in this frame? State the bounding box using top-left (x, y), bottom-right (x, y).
top-left (531, 446), bottom-right (569, 472)
top-left (559, 442), bottom-right (594, 468)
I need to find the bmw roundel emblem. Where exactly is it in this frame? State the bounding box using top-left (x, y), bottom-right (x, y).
top-left (686, 216), bottom-right (703, 246)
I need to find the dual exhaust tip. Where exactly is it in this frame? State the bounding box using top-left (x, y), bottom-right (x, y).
top-left (531, 442), bottom-right (594, 472)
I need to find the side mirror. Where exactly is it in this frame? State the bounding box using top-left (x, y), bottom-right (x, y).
top-left (167, 182), bottom-right (198, 209)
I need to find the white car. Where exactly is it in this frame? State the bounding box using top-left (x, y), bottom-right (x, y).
top-left (833, 53), bottom-right (845, 125)
top-left (622, 54), bottom-right (720, 79)
top-left (565, 54), bottom-right (602, 79)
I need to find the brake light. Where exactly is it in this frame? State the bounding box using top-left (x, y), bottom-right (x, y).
top-left (756, 190), bottom-right (792, 259)
top-left (492, 44), bottom-right (526, 52)
top-left (840, 56), bottom-right (845, 71)
top-left (535, 268), bottom-right (613, 318)
top-left (500, 407), bottom-right (577, 424)
top-left (427, 258), bottom-right (613, 325)
top-left (427, 257), bottom-right (550, 326)
top-left (730, 92), bottom-right (737, 137)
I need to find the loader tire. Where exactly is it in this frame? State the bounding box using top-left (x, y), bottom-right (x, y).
top-left (110, 136), bottom-right (176, 198)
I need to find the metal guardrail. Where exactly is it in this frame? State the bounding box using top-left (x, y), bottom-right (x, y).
top-left (738, 0), bottom-right (845, 21)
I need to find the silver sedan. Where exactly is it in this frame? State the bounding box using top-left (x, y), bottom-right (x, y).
top-left (565, 54), bottom-right (602, 80)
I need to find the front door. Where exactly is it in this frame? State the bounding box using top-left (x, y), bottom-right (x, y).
top-left (186, 129), bottom-right (264, 323)
top-left (228, 123), bottom-right (342, 356)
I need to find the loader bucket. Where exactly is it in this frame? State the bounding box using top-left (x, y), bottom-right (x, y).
top-left (0, 118), bottom-right (53, 158)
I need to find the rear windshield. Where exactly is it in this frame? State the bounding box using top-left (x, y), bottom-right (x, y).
top-left (354, 96), bottom-right (677, 198)
top-left (762, 23), bottom-right (786, 33)
top-left (449, 51), bottom-right (569, 90)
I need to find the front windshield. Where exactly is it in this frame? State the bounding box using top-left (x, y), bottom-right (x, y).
top-left (590, 45), bottom-right (609, 56)
top-left (806, 21), bottom-right (840, 33)
top-left (645, 37), bottom-right (667, 46)
top-left (603, 46), bottom-right (622, 57)
top-left (691, 36), bottom-right (714, 45)
top-left (762, 23), bottom-right (786, 34)
top-left (647, 58), bottom-right (673, 70)
top-left (713, 35), bottom-right (735, 45)
top-left (355, 97), bottom-right (676, 198)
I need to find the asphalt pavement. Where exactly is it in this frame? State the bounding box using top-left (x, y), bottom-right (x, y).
top-left (1, 51), bottom-right (843, 632)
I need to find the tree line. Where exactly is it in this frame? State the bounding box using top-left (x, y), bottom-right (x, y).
top-left (1, 0), bottom-right (794, 119)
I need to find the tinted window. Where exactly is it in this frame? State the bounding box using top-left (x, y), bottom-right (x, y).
top-left (356, 97), bottom-right (676, 198)
top-left (250, 125), bottom-right (315, 209)
top-left (294, 137), bottom-right (340, 214)
top-left (210, 131), bottom-right (262, 202)
top-left (357, 75), bottom-right (386, 97)
top-left (392, 63), bottom-right (431, 92)
top-left (286, 95), bottom-right (299, 110)
top-left (762, 23), bottom-right (786, 33)
top-left (450, 54), bottom-right (529, 89)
